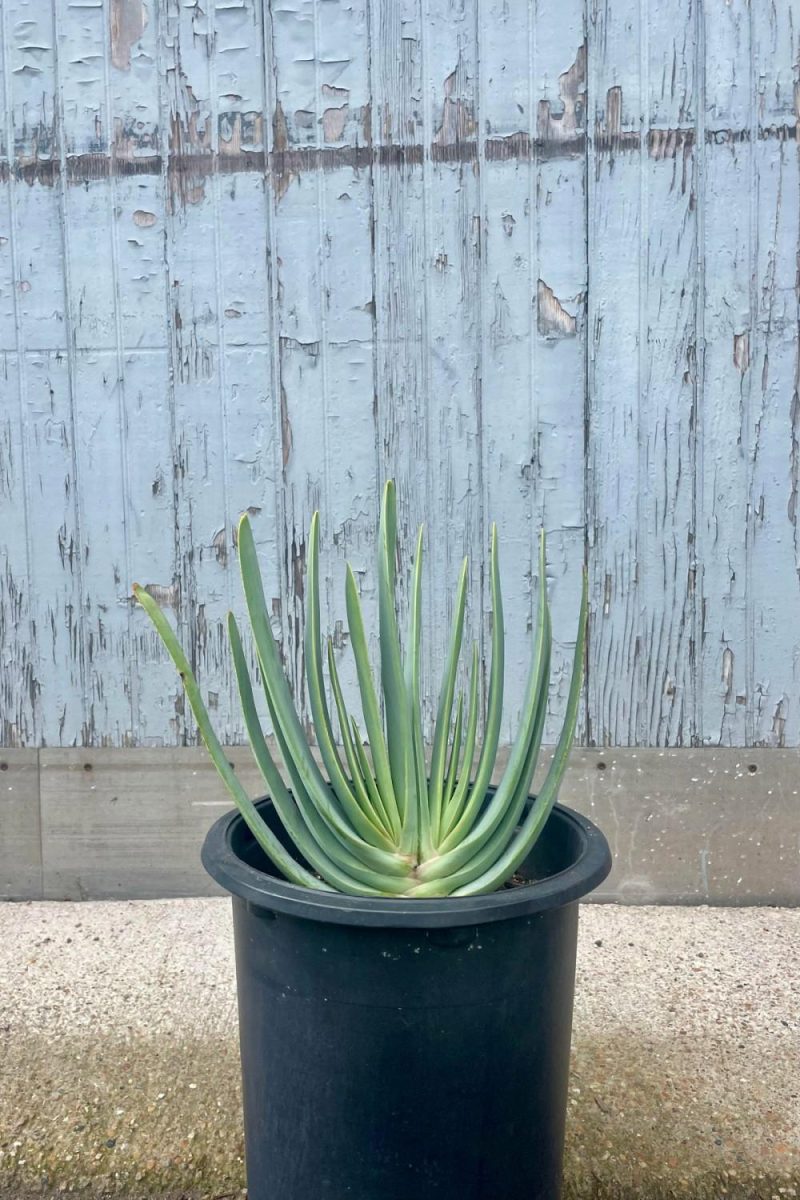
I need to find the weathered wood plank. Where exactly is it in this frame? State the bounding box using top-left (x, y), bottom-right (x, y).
top-left (698, 0), bottom-right (752, 748)
top-left (266, 0), bottom-right (381, 737)
top-left (2, 1), bottom-right (86, 745)
top-left (747, 5), bottom-right (800, 745)
top-left (0, 7), bottom-right (36, 746)
top-left (367, 0), bottom-right (429, 719)
top-left (588, 0), bottom-right (698, 748)
top-left (586, 0), bottom-right (643, 747)
top-left (152, 0), bottom-right (237, 743)
top-left (636, 0), bottom-right (698, 748)
top-left (107, 2), bottom-right (182, 744)
top-left (0, 352), bottom-right (37, 747)
top-left (476, 0), bottom-right (538, 740)
top-left (531, 0), bottom-right (587, 743)
top-left (418, 0), bottom-right (484, 737)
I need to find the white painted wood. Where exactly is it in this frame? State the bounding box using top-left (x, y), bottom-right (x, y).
top-left (0, 0), bottom-right (798, 751)
top-left (699, 0), bottom-right (753, 749)
top-left (586, 0), bottom-right (644, 748)
top-left (747, 4), bottom-right (800, 747)
top-left (532, 0), bottom-right (587, 743)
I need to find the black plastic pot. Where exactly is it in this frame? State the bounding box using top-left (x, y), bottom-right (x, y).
top-left (202, 795), bottom-right (611, 1200)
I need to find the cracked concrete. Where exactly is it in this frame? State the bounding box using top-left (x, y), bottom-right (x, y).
top-left (0, 901), bottom-right (797, 1199)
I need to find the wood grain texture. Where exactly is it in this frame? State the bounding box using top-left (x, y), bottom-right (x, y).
top-left (0, 0), bottom-right (798, 749)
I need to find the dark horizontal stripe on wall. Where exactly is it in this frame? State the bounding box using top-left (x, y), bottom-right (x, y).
top-left (0, 123), bottom-right (795, 188)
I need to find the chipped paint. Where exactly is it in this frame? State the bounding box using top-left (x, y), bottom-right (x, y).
top-left (537, 280), bottom-right (578, 339)
top-left (0, 0), bottom-right (798, 750)
top-left (733, 332), bottom-right (750, 374)
top-left (538, 44), bottom-right (586, 144)
top-left (110, 0), bottom-right (148, 72)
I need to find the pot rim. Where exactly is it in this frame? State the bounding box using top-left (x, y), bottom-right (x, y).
top-left (202, 797), bottom-right (612, 927)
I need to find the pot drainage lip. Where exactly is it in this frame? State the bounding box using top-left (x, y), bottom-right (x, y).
top-left (202, 801), bottom-right (612, 928)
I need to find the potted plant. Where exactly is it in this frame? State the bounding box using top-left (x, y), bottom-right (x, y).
top-left (135, 481), bottom-right (611, 1200)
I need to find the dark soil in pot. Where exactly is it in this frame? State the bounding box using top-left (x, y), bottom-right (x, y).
top-left (203, 795), bottom-right (611, 1200)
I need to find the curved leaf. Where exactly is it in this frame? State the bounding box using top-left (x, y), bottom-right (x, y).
top-left (378, 481), bottom-right (414, 819)
top-left (344, 563), bottom-right (401, 830)
top-left (428, 530), bottom-right (550, 873)
top-left (434, 524), bottom-right (504, 847)
top-left (133, 585), bottom-right (328, 891)
top-left (428, 557), bottom-right (469, 843)
top-left (238, 514), bottom-right (410, 879)
top-left (449, 568), bottom-right (587, 897)
top-left (326, 637), bottom-right (396, 839)
top-left (228, 612), bottom-right (401, 894)
top-left (440, 642), bottom-right (480, 836)
top-left (442, 689), bottom-right (465, 813)
top-left (404, 524), bottom-right (426, 856)
top-left (306, 514), bottom-right (396, 850)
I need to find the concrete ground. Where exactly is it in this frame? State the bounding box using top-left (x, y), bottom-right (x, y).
top-left (0, 901), bottom-right (797, 1200)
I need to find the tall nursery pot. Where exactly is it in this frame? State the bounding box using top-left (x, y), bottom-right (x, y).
top-left (203, 794), bottom-right (611, 1200)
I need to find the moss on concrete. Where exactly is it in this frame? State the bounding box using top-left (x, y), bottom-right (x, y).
top-left (1, 1029), bottom-right (796, 1199)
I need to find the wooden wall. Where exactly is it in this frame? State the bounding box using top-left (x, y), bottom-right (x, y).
top-left (0, 0), bottom-right (798, 750)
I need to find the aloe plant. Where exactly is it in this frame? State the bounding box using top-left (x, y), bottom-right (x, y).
top-left (134, 481), bottom-right (586, 897)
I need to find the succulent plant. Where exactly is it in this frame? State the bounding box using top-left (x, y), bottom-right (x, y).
top-left (134, 481), bottom-right (586, 897)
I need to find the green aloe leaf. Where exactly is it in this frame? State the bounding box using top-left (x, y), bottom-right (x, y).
top-left (449, 568), bottom-right (588, 897)
top-left (442, 689), bottom-right (465, 813)
top-left (434, 524), bottom-right (504, 848)
top-left (306, 513), bottom-right (396, 850)
top-left (440, 642), bottom-right (480, 836)
top-left (133, 584), bottom-right (328, 891)
top-left (344, 563), bottom-right (401, 832)
top-left (238, 514), bottom-right (410, 879)
top-left (228, 612), bottom-right (401, 895)
top-left (404, 525), bottom-right (425, 856)
top-left (377, 481), bottom-right (414, 821)
top-left (326, 637), bottom-right (396, 839)
top-left (429, 530), bottom-right (550, 872)
top-left (428, 557), bottom-right (469, 843)
top-left (419, 597), bottom-right (552, 891)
